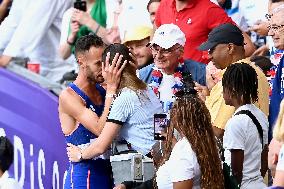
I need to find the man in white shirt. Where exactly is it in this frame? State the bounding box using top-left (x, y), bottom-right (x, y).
top-left (0, 136), bottom-right (22, 189)
top-left (0, 0), bottom-right (75, 82)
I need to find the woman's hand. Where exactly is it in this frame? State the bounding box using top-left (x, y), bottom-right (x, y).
top-left (102, 52), bottom-right (127, 93)
top-left (72, 8), bottom-right (92, 26)
top-left (67, 143), bottom-right (82, 162)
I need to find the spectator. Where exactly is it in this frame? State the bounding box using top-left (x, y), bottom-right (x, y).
top-left (123, 26), bottom-right (153, 69)
top-left (59, 0), bottom-right (118, 60)
top-left (0, 136), bottom-right (22, 189)
top-left (0, 0), bottom-right (76, 82)
top-left (155, 0), bottom-right (255, 64)
top-left (155, 87), bottom-right (224, 188)
top-left (268, 4), bottom-right (284, 139)
top-left (222, 63), bottom-right (268, 188)
top-left (146, 0), bottom-right (160, 26)
top-left (0, 0), bottom-right (11, 23)
top-left (139, 24), bottom-right (206, 115)
top-left (196, 23), bottom-right (269, 138)
top-left (59, 35), bottom-right (124, 188)
top-left (67, 43), bottom-right (163, 162)
top-left (113, 82), bottom-right (224, 189)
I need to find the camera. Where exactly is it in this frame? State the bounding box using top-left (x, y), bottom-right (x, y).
top-left (74, 0), bottom-right (87, 12)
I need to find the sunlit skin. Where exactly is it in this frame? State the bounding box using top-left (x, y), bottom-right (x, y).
top-left (125, 38), bottom-right (153, 69)
top-left (268, 10), bottom-right (284, 50)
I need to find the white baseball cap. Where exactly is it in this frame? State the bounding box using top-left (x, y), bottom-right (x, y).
top-left (148, 24), bottom-right (186, 49)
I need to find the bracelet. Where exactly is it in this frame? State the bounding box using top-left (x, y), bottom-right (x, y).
top-left (94, 24), bottom-right (100, 34)
top-left (106, 93), bottom-right (117, 98)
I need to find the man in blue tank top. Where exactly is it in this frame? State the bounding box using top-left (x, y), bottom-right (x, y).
top-left (58, 34), bottom-right (125, 189)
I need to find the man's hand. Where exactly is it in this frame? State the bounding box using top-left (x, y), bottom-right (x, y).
top-left (0, 55), bottom-right (12, 67)
top-left (194, 82), bottom-right (210, 101)
top-left (249, 20), bottom-right (269, 37)
top-left (67, 143), bottom-right (82, 162)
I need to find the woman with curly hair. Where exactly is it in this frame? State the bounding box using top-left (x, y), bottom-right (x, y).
top-left (155, 88), bottom-right (224, 189)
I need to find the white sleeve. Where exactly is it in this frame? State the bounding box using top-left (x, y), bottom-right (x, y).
top-left (3, 0), bottom-right (69, 57)
top-left (224, 117), bottom-right (246, 150)
top-left (107, 91), bottom-right (134, 124)
top-left (0, 0), bottom-right (22, 54)
top-left (169, 140), bottom-right (197, 182)
top-left (60, 8), bottom-right (72, 45)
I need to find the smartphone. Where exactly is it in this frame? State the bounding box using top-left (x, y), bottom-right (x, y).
top-left (74, 0), bottom-right (87, 12)
top-left (154, 114), bottom-right (168, 140)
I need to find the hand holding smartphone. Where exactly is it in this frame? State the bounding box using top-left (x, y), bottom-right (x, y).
top-left (154, 114), bottom-right (168, 140)
top-left (74, 0), bottom-right (87, 12)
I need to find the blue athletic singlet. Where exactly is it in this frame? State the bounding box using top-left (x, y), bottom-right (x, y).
top-left (64, 83), bottom-right (113, 189)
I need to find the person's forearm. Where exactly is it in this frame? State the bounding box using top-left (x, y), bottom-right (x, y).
top-left (81, 141), bottom-right (105, 160)
top-left (96, 91), bottom-right (116, 134)
top-left (0, 0), bottom-right (10, 22)
top-left (59, 43), bottom-right (72, 60)
top-left (85, 19), bottom-right (106, 38)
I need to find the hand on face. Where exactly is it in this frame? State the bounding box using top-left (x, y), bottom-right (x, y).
top-left (102, 53), bottom-right (128, 93)
top-left (67, 143), bottom-right (82, 162)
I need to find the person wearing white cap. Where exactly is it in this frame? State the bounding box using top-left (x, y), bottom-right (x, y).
top-left (139, 23), bottom-right (206, 114)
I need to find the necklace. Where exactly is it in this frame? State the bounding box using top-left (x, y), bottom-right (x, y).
top-left (149, 59), bottom-right (185, 112)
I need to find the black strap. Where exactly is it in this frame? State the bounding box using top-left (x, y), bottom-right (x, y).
top-left (235, 110), bottom-right (263, 148)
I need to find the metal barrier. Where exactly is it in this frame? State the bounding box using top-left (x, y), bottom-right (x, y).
top-left (6, 61), bottom-right (65, 96)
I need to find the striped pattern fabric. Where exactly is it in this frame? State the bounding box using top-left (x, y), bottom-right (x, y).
top-left (107, 87), bottom-right (163, 155)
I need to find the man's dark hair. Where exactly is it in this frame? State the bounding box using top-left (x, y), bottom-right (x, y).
top-left (147, 0), bottom-right (161, 11)
top-left (0, 136), bottom-right (14, 172)
top-left (222, 63), bottom-right (258, 104)
top-left (102, 43), bottom-right (133, 65)
top-left (74, 34), bottom-right (105, 58)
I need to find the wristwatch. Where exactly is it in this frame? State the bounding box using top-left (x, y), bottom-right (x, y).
top-left (106, 93), bottom-right (117, 99)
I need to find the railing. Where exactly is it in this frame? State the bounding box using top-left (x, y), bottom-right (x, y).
top-left (6, 61), bottom-right (65, 96)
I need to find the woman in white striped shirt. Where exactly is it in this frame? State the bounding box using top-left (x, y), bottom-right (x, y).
top-left (67, 43), bottom-right (163, 161)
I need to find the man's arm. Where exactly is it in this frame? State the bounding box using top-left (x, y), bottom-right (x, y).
top-left (231, 149), bottom-right (244, 185)
top-left (59, 88), bottom-right (110, 136)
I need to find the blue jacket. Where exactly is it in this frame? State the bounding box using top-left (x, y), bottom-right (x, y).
top-left (269, 56), bottom-right (284, 135)
top-left (139, 59), bottom-right (206, 86)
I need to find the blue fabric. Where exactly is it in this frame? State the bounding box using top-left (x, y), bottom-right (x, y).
top-left (269, 56), bottom-right (284, 141)
top-left (64, 83), bottom-right (112, 189)
top-left (139, 59), bottom-right (206, 86)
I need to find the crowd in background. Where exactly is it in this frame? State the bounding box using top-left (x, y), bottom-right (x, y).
top-left (1, 0), bottom-right (284, 189)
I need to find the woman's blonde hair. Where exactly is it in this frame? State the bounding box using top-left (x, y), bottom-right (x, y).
top-left (273, 99), bottom-right (284, 142)
top-left (102, 43), bottom-right (147, 92)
